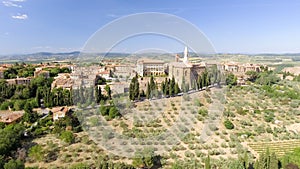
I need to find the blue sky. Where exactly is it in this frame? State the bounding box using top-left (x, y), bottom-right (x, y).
top-left (1, 0), bottom-right (300, 54)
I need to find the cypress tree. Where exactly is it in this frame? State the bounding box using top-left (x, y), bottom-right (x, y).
top-left (170, 76), bottom-right (175, 96)
top-left (205, 155), bottom-right (211, 169)
top-left (150, 76), bottom-right (155, 91)
top-left (105, 85), bottom-right (112, 100)
top-left (146, 82), bottom-right (150, 99)
top-left (174, 83), bottom-right (180, 95)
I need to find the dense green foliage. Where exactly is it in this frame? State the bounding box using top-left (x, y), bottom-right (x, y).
top-left (3, 63), bottom-right (36, 79)
top-left (129, 74), bottom-right (140, 100)
top-left (99, 103), bottom-right (121, 120)
top-left (132, 148), bottom-right (161, 169)
top-left (161, 76), bottom-right (180, 97)
top-left (282, 148), bottom-right (300, 168)
top-left (44, 66), bottom-right (71, 77)
top-left (60, 130), bottom-right (75, 144)
top-left (224, 119), bottom-right (234, 129)
top-left (226, 73), bottom-right (237, 87)
top-left (0, 124), bottom-right (25, 168)
top-left (28, 145), bottom-right (44, 162)
top-left (0, 75), bottom-right (73, 110)
top-left (3, 159), bottom-right (24, 169)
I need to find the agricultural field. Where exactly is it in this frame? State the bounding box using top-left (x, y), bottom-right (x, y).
top-left (25, 78), bottom-right (300, 168)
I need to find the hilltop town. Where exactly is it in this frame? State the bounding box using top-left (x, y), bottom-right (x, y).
top-left (1, 49), bottom-right (300, 169)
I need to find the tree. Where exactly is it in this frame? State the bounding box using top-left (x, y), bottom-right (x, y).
top-left (0, 155), bottom-right (5, 169)
top-left (174, 83), bottom-right (180, 95)
top-left (246, 70), bottom-right (259, 82)
top-left (255, 148), bottom-right (279, 169)
top-left (132, 148), bottom-right (159, 169)
top-left (170, 76), bottom-right (176, 96)
top-left (282, 148), bottom-right (300, 168)
top-left (205, 155), bottom-right (211, 169)
top-left (0, 124), bottom-right (24, 156)
top-left (105, 85), bottom-right (112, 100)
top-left (69, 163), bottom-right (90, 169)
top-left (60, 131), bottom-right (74, 144)
top-left (95, 86), bottom-right (102, 103)
top-left (28, 145), bottom-right (44, 162)
top-left (3, 159), bottom-right (24, 169)
top-left (256, 72), bottom-right (280, 86)
top-left (224, 119), bottom-right (234, 129)
top-left (226, 73), bottom-right (237, 87)
top-left (161, 80), bottom-right (166, 96)
top-left (22, 102), bottom-right (38, 123)
top-left (146, 82), bottom-right (151, 99)
top-left (129, 74), bottom-right (140, 101)
top-left (109, 106), bottom-right (120, 119)
top-left (197, 75), bottom-right (202, 90)
top-left (150, 76), bottom-right (156, 91)
top-left (164, 79), bottom-right (169, 96)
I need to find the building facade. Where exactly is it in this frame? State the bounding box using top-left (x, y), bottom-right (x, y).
top-left (168, 47), bottom-right (206, 90)
top-left (137, 59), bottom-right (165, 77)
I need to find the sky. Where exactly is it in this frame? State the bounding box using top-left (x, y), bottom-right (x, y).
top-left (1, 0), bottom-right (300, 54)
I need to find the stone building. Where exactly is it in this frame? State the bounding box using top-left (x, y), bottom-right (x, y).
top-left (34, 67), bottom-right (50, 78)
top-left (51, 73), bottom-right (73, 90)
top-left (168, 47), bottom-right (206, 89)
top-left (136, 58), bottom-right (166, 77)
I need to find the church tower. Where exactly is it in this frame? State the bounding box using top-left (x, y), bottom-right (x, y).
top-left (183, 46), bottom-right (189, 64)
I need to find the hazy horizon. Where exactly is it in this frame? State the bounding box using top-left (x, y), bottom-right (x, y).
top-left (1, 0), bottom-right (300, 55)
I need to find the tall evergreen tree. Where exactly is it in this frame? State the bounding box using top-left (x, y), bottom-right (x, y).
top-left (170, 76), bottom-right (175, 96)
top-left (174, 83), bottom-right (180, 95)
top-left (105, 85), bottom-right (112, 100)
top-left (205, 155), bottom-right (211, 169)
top-left (150, 76), bottom-right (155, 91)
top-left (146, 82), bottom-right (150, 99)
top-left (95, 86), bottom-right (102, 103)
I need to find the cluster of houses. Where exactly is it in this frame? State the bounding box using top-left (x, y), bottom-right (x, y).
top-left (0, 48), bottom-right (267, 123)
top-left (0, 48), bottom-right (266, 95)
top-left (0, 106), bottom-right (71, 125)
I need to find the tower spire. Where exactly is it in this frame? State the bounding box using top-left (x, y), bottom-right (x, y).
top-left (183, 46), bottom-right (189, 64)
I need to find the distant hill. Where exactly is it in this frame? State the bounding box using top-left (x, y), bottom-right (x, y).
top-left (1, 51), bottom-right (300, 63)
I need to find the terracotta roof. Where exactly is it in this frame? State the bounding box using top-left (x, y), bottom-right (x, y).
top-left (0, 110), bottom-right (24, 124)
top-left (98, 71), bottom-right (110, 74)
top-left (137, 58), bottom-right (165, 64)
top-left (169, 62), bottom-right (192, 68)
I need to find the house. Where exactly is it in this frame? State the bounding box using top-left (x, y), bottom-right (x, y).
top-left (71, 66), bottom-right (99, 89)
top-left (222, 62), bottom-right (261, 73)
top-left (52, 107), bottom-right (69, 121)
top-left (34, 67), bottom-right (50, 78)
top-left (0, 110), bottom-right (24, 124)
top-left (113, 64), bottom-right (136, 78)
top-left (6, 77), bottom-right (32, 85)
top-left (51, 73), bottom-right (73, 90)
top-left (97, 71), bottom-right (111, 79)
top-left (109, 82), bottom-right (130, 95)
top-left (136, 58), bottom-right (166, 77)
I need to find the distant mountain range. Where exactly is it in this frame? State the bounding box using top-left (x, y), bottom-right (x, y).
top-left (1, 51), bottom-right (300, 63)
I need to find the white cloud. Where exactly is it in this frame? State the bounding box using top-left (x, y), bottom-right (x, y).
top-left (2, 0), bottom-right (22, 7)
top-left (11, 13), bottom-right (28, 20)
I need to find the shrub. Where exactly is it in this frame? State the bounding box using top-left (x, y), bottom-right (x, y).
top-left (60, 131), bottom-right (75, 144)
top-left (224, 119), bottom-right (234, 130)
top-left (3, 159), bottom-right (24, 169)
top-left (28, 145), bottom-right (43, 162)
top-left (198, 108), bottom-right (208, 116)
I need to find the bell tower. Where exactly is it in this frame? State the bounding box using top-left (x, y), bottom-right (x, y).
top-left (183, 46), bottom-right (189, 64)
